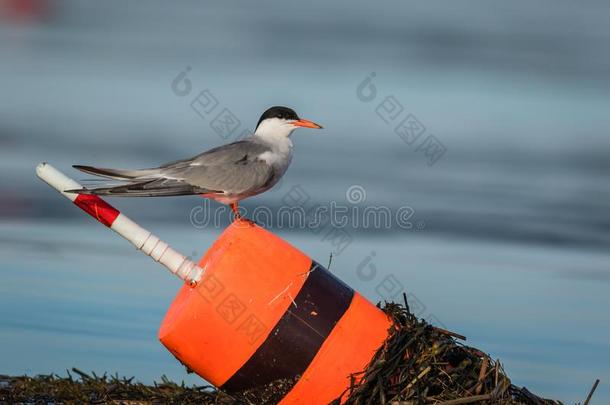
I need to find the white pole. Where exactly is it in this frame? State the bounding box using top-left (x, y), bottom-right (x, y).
top-left (35, 162), bottom-right (204, 285)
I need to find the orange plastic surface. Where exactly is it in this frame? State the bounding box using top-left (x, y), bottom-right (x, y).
top-left (280, 292), bottom-right (392, 405)
top-left (159, 219), bottom-right (312, 386)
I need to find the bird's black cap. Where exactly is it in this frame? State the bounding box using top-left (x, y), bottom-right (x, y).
top-left (256, 106), bottom-right (299, 129)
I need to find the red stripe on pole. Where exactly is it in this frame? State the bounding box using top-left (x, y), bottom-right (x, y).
top-left (73, 194), bottom-right (120, 227)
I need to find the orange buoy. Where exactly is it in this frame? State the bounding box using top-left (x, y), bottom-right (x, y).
top-left (35, 163), bottom-right (388, 402)
top-left (159, 219), bottom-right (392, 404)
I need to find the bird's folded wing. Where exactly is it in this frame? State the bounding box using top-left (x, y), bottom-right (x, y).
top-left (164, 159), bottom-right (274, 195)
top-left (70, 140), bottom-right (275, 196)
top-left (159, 140), bottom-right (267, 168)
top-left (160, 140), bottom-right (275, 194)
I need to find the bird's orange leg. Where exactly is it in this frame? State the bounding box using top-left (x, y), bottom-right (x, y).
top-left (230, 202), bottom-right (241, 220)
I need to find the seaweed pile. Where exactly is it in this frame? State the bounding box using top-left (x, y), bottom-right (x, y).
top-left (2, 298), bottom-right (596, 404)
top-left (0, 370), bottom-right (295, 404)
top-left (339, 296), bottom-right (569, 404)
top-left (0, 370), bottom-right (223, 404)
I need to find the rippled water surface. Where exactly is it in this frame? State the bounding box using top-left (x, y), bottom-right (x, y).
top-left (1, 1), bottom-right (609, 403)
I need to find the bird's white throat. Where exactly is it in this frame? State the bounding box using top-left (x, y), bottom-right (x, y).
top-left (253, 118), bottom-right (294, 168)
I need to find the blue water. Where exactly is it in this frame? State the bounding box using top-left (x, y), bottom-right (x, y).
top-left (1, 1), bottom-right (610, 403)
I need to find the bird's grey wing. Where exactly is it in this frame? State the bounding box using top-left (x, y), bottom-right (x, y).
top-left (161, 140), bottom-right (276, 194)
top-left (70, 177), bottom-right (204, 196)
top-left (169, 160), bottom-right (274, 195)
top-left (70, 140), bottom-right (274, 197)
top-left (73, 165), bottom-right (158, 180)
top-left (164, 140), bottom-right (269, 167)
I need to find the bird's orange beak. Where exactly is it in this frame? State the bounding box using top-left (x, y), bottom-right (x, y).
top-left (292, 119), bottom-right (323, 129)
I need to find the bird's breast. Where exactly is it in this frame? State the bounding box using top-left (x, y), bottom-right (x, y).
top-left (257, 145), bottom-right (293, 171)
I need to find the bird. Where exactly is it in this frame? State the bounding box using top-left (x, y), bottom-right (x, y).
top-left (67, 106), bottom-right (322, 217)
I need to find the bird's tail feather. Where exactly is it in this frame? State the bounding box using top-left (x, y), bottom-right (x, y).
top-left (65, 178), bottom-right (201, 197)
top-left (73, 165), bottom-right (158, 180)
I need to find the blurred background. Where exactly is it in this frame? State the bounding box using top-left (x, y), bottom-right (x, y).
top-left (1, 0), bottom-right (609, 402)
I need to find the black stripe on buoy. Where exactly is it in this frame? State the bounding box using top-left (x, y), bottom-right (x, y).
top-left (221, 261), bottom-right (354, 392)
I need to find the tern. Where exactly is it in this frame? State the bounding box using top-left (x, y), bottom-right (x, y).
top-left (68, 106), bottom-right (322, 217)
